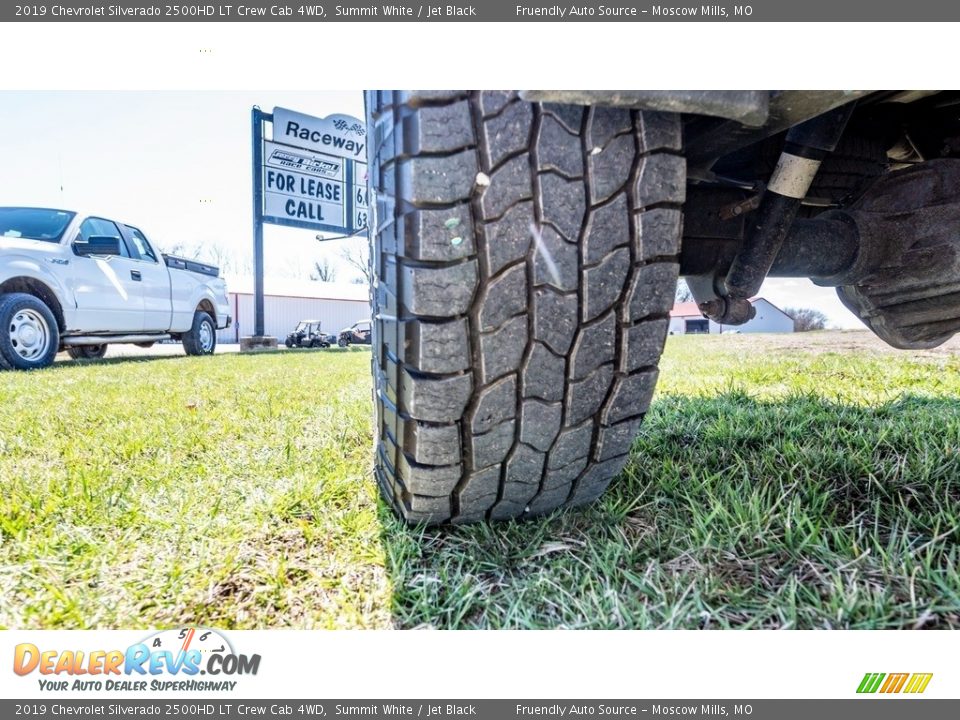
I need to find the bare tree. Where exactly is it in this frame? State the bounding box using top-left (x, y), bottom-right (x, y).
top-left (785, 307), bottom-right (828, 332)
top-left (339, 242), bottom-right (371, 285)
top-left (675, 278), bottom-right (694, 303)
top-left (216, 251), bottom-right (252, 277)
top-left (156, 240), bottom-right (192, 257)
top-left (310, 257), bottom-right (337, 282)
top-left (155, 239), bottom-right (247, 276)
top-left (200, 242), bottom-right (233, 272)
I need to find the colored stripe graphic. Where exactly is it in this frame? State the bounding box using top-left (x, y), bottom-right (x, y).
top-left (857, 673), bottom-right (885, 694)
top-left (880, 673), bottom-right (909, 693)
top-left (904, 674), bottom-right (934, 694)
top-left (857, 672), bottom-right (932, 694)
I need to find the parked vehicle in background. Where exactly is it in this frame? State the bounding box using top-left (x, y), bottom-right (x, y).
top-left (285, 320), bottom-right (330, 348)
top-left (0, 207), bottom-right (231, 369)
top-left (337, 320), bottom-right (371, 347)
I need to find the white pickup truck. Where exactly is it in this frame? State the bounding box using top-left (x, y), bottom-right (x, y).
top-left (0, 207), bottom-right (231, 370)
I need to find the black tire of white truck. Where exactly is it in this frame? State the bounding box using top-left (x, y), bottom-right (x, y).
top-left (182, 311), bottom-right (217, 356)
top-left (0, 292), bottom-right (61, 371)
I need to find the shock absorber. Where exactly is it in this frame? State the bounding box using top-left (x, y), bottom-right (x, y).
top-left (700, 102), bottom-right (857, 324)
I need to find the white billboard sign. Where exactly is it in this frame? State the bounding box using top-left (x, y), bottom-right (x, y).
top-left (272, 106), bottom-right (367, 160)
top-left (257, 107), bottom-right (368, 234)
top-left (262, 140), bottom-right (347, 227)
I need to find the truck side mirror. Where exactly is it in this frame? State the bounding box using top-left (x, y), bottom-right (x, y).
top-left (74, 235), bottom-right (122, 256)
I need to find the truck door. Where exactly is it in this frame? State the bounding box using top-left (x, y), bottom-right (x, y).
top-left (123, 225), bottom-right (172, 332)
top-left (69, 217), bottom-right (146, 332)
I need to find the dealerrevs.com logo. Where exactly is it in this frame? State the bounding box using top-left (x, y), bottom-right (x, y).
top-left (857, 673), bottom-right (933, 694)
top-left (13, 628), bottom-right (261, 693)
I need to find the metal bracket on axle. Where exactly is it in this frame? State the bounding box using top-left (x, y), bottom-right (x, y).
top-left (694, 103), bottom-right (856, 325)
top-left (682, 159), bottom-right (960, 350)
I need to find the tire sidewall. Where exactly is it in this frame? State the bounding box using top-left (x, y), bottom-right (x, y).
top-left (183, 311), bottom-right (217, 356)
top-left (197, 314), bottom-right (216, 355)
top-left (0, 293), bottom-right (60, 370)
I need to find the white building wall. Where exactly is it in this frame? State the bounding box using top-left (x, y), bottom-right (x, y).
top-left (218, 293), bottom-right (370, 343)
top-left (738, 298), bottom-right (795, 333)
top-left (668, 316), bottom-right (719, 334)
top-left (669, 299), bottom-right (794, 335)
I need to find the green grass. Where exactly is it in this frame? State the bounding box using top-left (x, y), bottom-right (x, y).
top-left (0, 349), bottom-right (386, 629)
top-left (1, 334), bottom-right (959, 629)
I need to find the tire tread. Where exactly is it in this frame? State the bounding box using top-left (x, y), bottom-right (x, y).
top-left (368, 92), bottom-right (683, 524)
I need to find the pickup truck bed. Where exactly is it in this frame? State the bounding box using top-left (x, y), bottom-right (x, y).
top-left (163, 254), bottom-right (219, 278)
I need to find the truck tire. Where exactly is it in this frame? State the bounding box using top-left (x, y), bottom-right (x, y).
top-left (67, 344), bottom-right (107, 360)
top-left (182, 311), bottom-right (217, 356)
top-left (366, 91), bottom-right (684, 523)
top-left (0, 292), bottom-right (60, 371)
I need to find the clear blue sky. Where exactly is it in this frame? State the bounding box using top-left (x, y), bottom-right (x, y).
top-left (0, 91), bottom-right (860, 327)
top-left (0, 90), bottom-right (366, 281)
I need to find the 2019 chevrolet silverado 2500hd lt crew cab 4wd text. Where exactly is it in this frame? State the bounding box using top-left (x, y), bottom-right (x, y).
top-left (365, 90), bottom-right (960, 524)
top-left (0, 207), bottom-right (231, 369)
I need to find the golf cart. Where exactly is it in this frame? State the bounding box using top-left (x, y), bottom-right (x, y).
top-left (284, 320), bottom-right (330, 349)
top-left (337, 320), bottom-right (372, 347)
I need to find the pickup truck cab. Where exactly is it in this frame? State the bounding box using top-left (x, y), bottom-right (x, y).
top-left (0, 207), bottom-right (231, 369)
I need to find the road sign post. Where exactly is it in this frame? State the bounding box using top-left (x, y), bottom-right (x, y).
top-left (252, 107), bottom-right (266, 340)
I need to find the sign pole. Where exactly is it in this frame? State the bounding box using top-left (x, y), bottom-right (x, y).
top-left (243, 105), bottom-right (367, 352)
top-left (252, 107), bottom-right (265, 337)
top-left (241, 107), bottom-right (277, 352)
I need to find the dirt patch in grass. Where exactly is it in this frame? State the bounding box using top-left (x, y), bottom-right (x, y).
top-left (697, 329), bottom-right (960, 358)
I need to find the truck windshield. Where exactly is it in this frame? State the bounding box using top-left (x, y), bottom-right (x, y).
top-left (0, 207), bottom-right (75, 243)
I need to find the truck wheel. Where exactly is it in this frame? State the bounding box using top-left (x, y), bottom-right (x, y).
top-left (0, 292), bottom-right (61, 371)
top-left (338, 337), bottom-right (349, 348)
top-left (285, 337), bottom-right (294, 348)
top-left (367, 91), bottom-right (684, 523)
top-left (67, 345), bottom-right (107, 360)
top-left (182, 311), bottom-right (217, 356)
